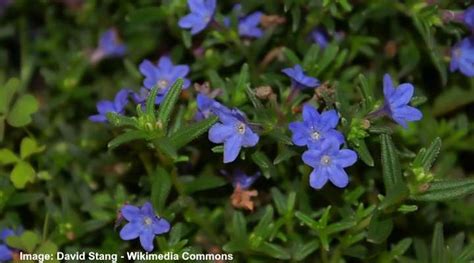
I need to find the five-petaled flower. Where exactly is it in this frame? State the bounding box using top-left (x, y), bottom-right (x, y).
top-left (238, 12), bottom-right (264, 38)
top-left (139, 56), bottom-right (190, 104)
top-left (89, 89), bottom-right (130, 123)
top-left (289, 104), bottom-right (344, 149)
top-left (90, 29), bottom-right (126, 64)
top-left (119, 202), bottom-right (171, 252)
top-left (450, 37), bottom-right (474, 77)
top-left (209, 109), bottom-right (259, 163)
top-left (282, 64), bottom-right (320, 90)
top-left (0, 228), bottom-right (20, 262)
top-left (178, 0), bottom-right (216, 35)
top-left (302, 138), bottom-right (357, 189)
top-left (381, 74), bottom-right (422, 128)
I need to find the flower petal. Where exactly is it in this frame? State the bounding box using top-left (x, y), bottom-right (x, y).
top-left (242, 129), bottom-right (259, 147)
top-left (121, 205), bottom-right (140, 222)
top-left (96, 101), bottom-right (115, 114)
top-left (302, 149), bottom-right (322, 168)
top-left (153, 218), bottom-right (171, 235)
top-left (139, 230), bottom-right (155, 252)
top-left (120, 222), bottom-right (141, 240)
top-left (319, 109), bottom-right (339, 130)
top-left (383, 73), bottom-right (395, 98)
top-left (0, 244), bottom-right (12, 261)
top-left (390, 83), bottom-right (414, 107)
top-left (309, 168), bottom-right (328, 189)
top-left (223, 134), bottom-right (243, 163)
top-left (178, 14), bottom-right (200, 28)
top-left (302, 104), bottom-right (320, 124)
top-left (140, 202), bottom-right (155, 217)
top-left (114, 89), bottom-right (130, 111)
top-left (334, 149), bottom-right (358, 168)
top-left (327, 166), bottom-right (349, 188)
top-left (208, 123), bottom-right (234, 143)
top-left (289, 122), bottom-right (308, 146)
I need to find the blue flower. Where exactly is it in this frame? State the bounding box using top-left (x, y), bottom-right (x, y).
top-left (238, 12), bottom-right (263, 38)
top-left (228, 169), bottom-right (260, 189)
top-left (119, 202), bottom-right (171, 252)
top-left (464, 7), bottom-right (474, 29)
top-left (289, 104), bottom-right (344, 149)
top-left (282, 64), bottom-right (320, 89)
top-left (382, 74), bottom-right (422, 128)
top-left (0, 228), bottom-right (20, 262)
top-left (178, 0), bottom-right (216, 35)
top-left (450, 37), bottom-right (474, 77)
top-left (195, 93), bottom-right (226, 120)
top-left (208, 109), bottom-right (259, 163)
top-left (89, 89), bottom-right (130, 123)
top-left (311, 28), bottom-right (329, 48)
top-left (90, 29), bottom-right (126, 63)
top-left (302, 138), bottom-right (357, 189)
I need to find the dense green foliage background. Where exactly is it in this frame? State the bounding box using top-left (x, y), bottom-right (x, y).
top-left (0, 0), bottom-right (473, 262)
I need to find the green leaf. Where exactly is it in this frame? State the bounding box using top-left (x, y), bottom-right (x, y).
top-left (457, 244), bottom-right (474, 262)
top-left (251, 151), bottom-right (276, 179)
top-left (367, 212), bottom-right (393, 244)
top-left (20, 137), bottom-right (45, 159)
top-left (0, 149), bottom-right (19, 165)
top-left (157, 79), bottom-right (184, 132)
top-left (295, 211), bottom-right (318, 230)
top-left (183, 174), bottom-right (226, 194)
top-left (245, 85), bottom-right (263, 109)
top-left (273, 147), bottom-right (298, 165)
top-left (0, 78), bottom-right (19, 114)
top-left (6, 231), bottom-right (40, 253)
top-left (107, 130), bottom-right (149, 150)
top-left (146, 85), bottom-right (160, 117)
top-left (293, 240), bottom-right (319, 261)
top-left (283, 47), bottom-right (301, 65)
top-left (420, 137), bottom-right (441, 171)
top-left (106, 112), bottom-right (137, 128)
top-left (231, 211), bottom-right (247, 244)
top-left (7, 94), bottom-right (38, 127)
top-left (432, 223), bottom-right (446, 263)
top-left (254, 242), bottom-right (291, 260)
top-left (10, 161), bottom-right (36, 189)
top-left (0, 116), bottom-right (5, 142)
top-left (252, 206), bottom-right (274, 241)
top-left (353, 139), bottom-right (374, 167)
top-left (154, 137), bottom-right (178, 159)
top-left (169, 116), bottom-right (218, 149)
top-left (35, 241), bottom-right (59, 263)
top-left (380, 134), bottom-right (404, 194)
top-left (411, 179), bottom-right (474, 201)
top-left (315, 44), bottom-right (339, 75)
top-left (390, 238), bottom-right (412, 259)
top-left (357, 74), bottom-right (374, 109)
top-left (151, 167), bottom-right (171, 213)
top-left (231, 64), bottom-right (249, 105)
top-left (271, 188), bottom-right (287, 215)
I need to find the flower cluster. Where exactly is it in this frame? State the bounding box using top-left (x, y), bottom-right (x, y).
top-left (289, 104), bottom-right (357, 189)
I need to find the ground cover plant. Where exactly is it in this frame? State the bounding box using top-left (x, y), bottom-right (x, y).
top-left (1, 0), bottom-right (474, 262)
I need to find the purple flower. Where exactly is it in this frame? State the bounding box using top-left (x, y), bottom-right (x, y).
top-left (231, 170), bottom-right (260, 190)
top-left (289, 104), bottom-right (344, 149)
top-left (282, 65), bottom-right (320, 90)
top-left (450, 37), bottom-right (474, 77)
top-left (119, 202), bottom-right (171, 252)
top-left (89, 89), bottom-right (130, 123)
top-left (464, 7), bottom-right (474, 29)
top-left (195, 93), bottom-right (226, 120)
top-left (208, 109), bottom-right (259, 163)
top-left (0, 228), bottom-right (20, 262)
top-left (90, 29), bottom-right (126, 63)
top-left (311, 28), bottom-right (329, 48)
top-left (382, 74), bottom-right (422, 128)
top-left (139, 56), bottom-right (190, 104)
top-left (302, 139), bottom-right (357, 189)
top-left (178, 0), bottom-right (216, 35)
top-left (238, 12), bottom-right (263, 38)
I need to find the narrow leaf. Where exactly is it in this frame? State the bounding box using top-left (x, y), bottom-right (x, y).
top-left (411, 179), bottom-right (474, 201)
top-left (146, 85), bottom-right (160, 117)
top-left (169, 116), bottom-right (218, 149)
top-left (151, 167), bottom-right (171, 213)
top-left (380, 134), bottom-right (403, 194)
top-left (421, 137), bottom-right (442, 171)
top-left (431, 223), bottom-right (445, 263)
top-left (157, 78), bottom-right (184, 132)
top-left (107, 130), bottom-right (149, 150)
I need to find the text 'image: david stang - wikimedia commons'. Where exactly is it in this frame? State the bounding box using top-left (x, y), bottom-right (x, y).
top-left (19, 251), bottom-right (234, 262)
